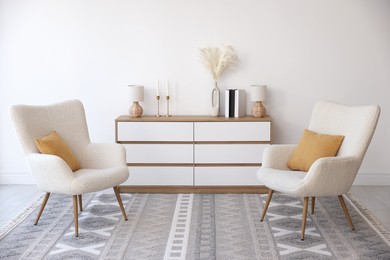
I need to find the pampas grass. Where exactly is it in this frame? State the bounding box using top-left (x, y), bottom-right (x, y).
top-left (199, 45), bottom-right (238, 81)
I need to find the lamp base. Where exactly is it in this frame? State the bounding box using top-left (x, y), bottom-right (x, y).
top-left (252, 101), bottom-right (266, 118)
top-left (130, 102), bottom-right (143, 117)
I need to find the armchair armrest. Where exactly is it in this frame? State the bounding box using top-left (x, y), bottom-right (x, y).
top-left (262, 144), bottom-right (297, 170)
top-left (81, 143), bottom-right (126, 169)
top-left (303, 156), bottom-right (360, 196)
top-left (27, 153), bottom-right (74, 194)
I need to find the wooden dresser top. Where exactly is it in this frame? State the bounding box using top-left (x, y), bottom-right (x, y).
top-left (116, 115), bottom-right (272, 123)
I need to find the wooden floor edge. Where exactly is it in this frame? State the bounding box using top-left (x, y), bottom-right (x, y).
top-left (118, 185), bottom-right (269, 194)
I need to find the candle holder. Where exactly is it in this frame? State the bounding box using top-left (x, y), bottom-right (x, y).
top-left (156, 96), bottom-right (161, 117)
top-left (166, 96), bottom-right (171, 117)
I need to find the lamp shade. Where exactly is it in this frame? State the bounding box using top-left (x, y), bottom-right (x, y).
top-left (250, 85), bottom-right (266, 102)
top-left (128, 85), bottom-right (144, 101)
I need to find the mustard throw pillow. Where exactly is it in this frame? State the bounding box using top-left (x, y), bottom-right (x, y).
top-left (35, 131), bottom-right (81, 172)
top-left (287, 129), bottom-right (344, 172)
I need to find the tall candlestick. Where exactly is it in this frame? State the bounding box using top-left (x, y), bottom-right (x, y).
top-left (166, 95), bottom-right (170, 117)
top-left (156, 95), bottom-right (160, 117)
top-left (166, 80), bottom-right (169, 96)
top-left (156, 80), bottom-right (159, 96)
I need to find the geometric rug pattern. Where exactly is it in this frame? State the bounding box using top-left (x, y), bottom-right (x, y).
top-left (0, 192), bottom-right (389, 259)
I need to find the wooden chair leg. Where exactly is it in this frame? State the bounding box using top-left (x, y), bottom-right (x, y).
top-left (113, 186), bottom-right (128, 221)
top-left (73, 195), bottom-right (79, 237)
top-left (311, 197), bottom-right (315, 214)
top-left (34, 192), bottom-right (50, 225)
top-left (301, 197), bottom-right (309, 241)
top-left (338, 195), bottom-right (355, 230)
top-left (78, 194), bottom-right (83, 211)
top-left (260, 189), bottom-right (274, 221)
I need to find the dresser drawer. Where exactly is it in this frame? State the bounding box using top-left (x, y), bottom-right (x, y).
top-left (123, 167), bottom-right (193, 185)
top-left (194, 144), bottom-right (267, 164)
top-left (117, 122), bottom-right (193, 141)
top-left (124, 144), bottom-right (193, 163)
top-left (194, 122), bottom-right (270, 141)
top-left (194, 167), bottom-right (261, 186)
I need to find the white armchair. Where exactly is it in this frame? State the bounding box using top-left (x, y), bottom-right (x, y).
top-left (257, 100), bottom-right (380, 240)
top-left (10, 100), bottom-right (129, 237)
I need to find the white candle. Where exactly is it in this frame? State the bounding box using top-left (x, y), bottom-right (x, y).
top-left (156, 80), bottom-right (159, 96)
top-left (166, 80), bottom-right (169, 96)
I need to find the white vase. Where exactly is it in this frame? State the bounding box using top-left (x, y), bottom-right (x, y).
top-left (211, 82), bottom-right (220, 116)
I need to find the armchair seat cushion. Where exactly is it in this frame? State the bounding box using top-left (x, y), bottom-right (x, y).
top-left (70, 166), bottom-right (129, 195)
top-left (257, 167), bottom-right (307, 196)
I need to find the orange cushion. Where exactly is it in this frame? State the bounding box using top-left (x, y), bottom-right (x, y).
top-left (287, 129), bottom-right (344, 172)
top-left (35, 131), bottom-right (81, 171)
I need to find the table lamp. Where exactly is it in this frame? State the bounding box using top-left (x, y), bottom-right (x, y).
top-left (250, 85), bottom-right (266, 118)
top-left (128, 85), bottom-right (144, 117)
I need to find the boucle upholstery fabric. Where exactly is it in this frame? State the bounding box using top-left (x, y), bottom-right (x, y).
top-left (257, 100), bottom-right (380, 197)
top-left (10, 100), bottom-right (129, 195)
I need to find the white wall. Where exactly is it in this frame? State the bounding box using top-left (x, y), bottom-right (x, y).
top-left (1, 0), bottom-right (389, 184)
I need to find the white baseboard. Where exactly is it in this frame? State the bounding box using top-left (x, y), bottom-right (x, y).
top-left (0, 172), bottom-right (36, 185)
top-left (0, 171), bottom-right (389, 186)
top-left (353, 173), bottom-right (390, 186)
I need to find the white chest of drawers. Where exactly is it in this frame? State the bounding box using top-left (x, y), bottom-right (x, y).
top-left (115, 115), bottom-right (272, 193)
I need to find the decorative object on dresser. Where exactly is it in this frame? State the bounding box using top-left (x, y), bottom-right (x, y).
top-left (225, 89), bottom-right (246, 118)
top-left (250, 85), bottom-right (267, 118)
top-left (115, 115), bottom-right (272, 193)
top-left (9, 100), bottom-right (129, 237)
top-left (155, 80), bottom-right (161, 117)
top-left (128, 85), bottom-right (144, 117)
top-left (257, 100), bottom-right (380, 241)
top-left (165, 80), bottom-right (171, 117)
top-left (199, 45), bottom-right (238, 117)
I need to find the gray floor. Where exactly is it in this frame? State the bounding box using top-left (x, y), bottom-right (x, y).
top-left (349, 186), bottom-right (390, 230)
top-left (0, 185), bottom-right (43, 229)
top-left (0, 185), bottom-right (389, 231)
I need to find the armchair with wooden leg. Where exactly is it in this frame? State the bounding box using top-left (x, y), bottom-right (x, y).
top-left (10, 100), bottom-right (129, 237)
top-left (257, 101), bottom-right (380, 240)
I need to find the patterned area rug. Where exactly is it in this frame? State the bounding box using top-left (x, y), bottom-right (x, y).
top-left (0, 192), bottom-right (389, 259)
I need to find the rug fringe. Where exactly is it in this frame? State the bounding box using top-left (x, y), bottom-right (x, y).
top-left (346, 193), bottom-right (390, 246)
top-left (0, 193), bottom-right (45, 240)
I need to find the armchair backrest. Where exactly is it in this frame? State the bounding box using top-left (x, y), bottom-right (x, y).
top-left (308, 101), bottom-right (380, 159)
top-left (9, 100), bottom-right (91, 157)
